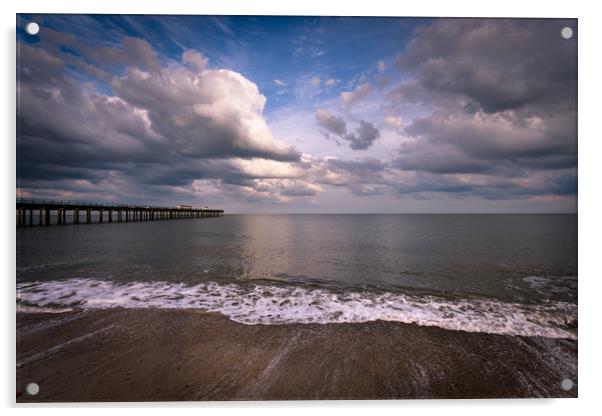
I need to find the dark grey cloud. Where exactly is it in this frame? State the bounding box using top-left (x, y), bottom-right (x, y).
top-left (82, 37), bottom-right (160, 72)
top-left (388, 169), bottom-right (576, 201)
top-left (326, 157), bottom-right (387, 175)
top-left (39, 27), bottom-right (161, 73)
top-left (387, 18), bottom-right (577, 195)
top-left (394, 109), bottom-right (576, 175)
top-left (314, 109), bottom-right (381, 151)
top-left (343, 120), bottom-right (381, 150)
top-left (396, 18), bottom-right (577, 113)
top-left (315, 108), bottom-right (346, 136)
top-left (392, 140), bottom-right (491, 175)
top-left (303, 153), bottom-right (575, 204)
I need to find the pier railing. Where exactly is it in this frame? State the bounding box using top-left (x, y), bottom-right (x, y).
top-left (16, 198), bottom-right (224, 227)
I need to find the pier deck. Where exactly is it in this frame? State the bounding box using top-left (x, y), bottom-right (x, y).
top-left (16, 198), bottom-right (223, 227)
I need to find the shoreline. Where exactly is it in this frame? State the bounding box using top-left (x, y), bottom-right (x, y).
top-left (17, 308), bottom-right (577, 402)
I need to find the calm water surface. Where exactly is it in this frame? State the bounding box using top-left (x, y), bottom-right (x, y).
top-left (17, 214), bottom-right (577, 302)
top-left (17, 214), bottom-right (578, 337)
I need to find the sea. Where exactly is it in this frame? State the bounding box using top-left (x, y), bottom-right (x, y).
top-left (16, 214), bottom-right (578, 340)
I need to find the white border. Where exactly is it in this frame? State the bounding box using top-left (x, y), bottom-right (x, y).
top-left (3, 1), bottom-right (601, 414)
top-left (7, 0), bottom-right (583, 18)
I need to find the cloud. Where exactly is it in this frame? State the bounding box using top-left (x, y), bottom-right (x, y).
top-left (47, 32), bottom-right (161, 73)
top-left (225, 158), bottom-right (301, 180)
top-left (17, 34), bottom-right (302, 204)
top-left (396, 18), bottom-right (577, 113)
top-left (325, 78), bottom-right (338, 87)
top-left (343, 121), bottom-right (381, 150)
top-left (274, 79), bottom-right (286, 87)
top-left (340, 83), bottom-right (373, 107)
top-left (253, 179), bottom-right (322, 197)
top-left (377, 65), bottom-right (391, 90)
top-left (406, 112), bottom-right (574, 161)
top-left (393, 109), bottom-right (576, 175)
top-left (315, 109), bottom-right (347, 136)
top-left (306, 155), bottom-right (576, 202)
top-left (387, 18), bottom-right (577, 188)
top-left (298, 156), bottom-right (388, 189)
top-left (182, 49), bottom-right (208, 71)
top-left (383, 116), bottom-right (403, 129)
top-left (326, 157), bottom-right (387, 177)
top-left (112, 66), bottom-right (299, 161)
top-left (314, 109), bottom-right (380, 150)
top-left (310, 76), bottom-right (321, 87)
top-left (19, 35), bottom-right (300, 166)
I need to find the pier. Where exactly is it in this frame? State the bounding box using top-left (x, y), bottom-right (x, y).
top-left (16, 198), bottom-right (224, 227)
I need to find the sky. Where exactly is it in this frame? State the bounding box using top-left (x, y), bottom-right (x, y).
top-left (16, 15), bottom-right (577, 213)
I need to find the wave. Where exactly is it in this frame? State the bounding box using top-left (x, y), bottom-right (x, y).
top-left (523, 275), bottom-right (577, 294)
top-left (16, 279), bottom-right (577, 339)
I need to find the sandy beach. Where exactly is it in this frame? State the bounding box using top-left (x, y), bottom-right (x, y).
top-left (16, 308), bottom-right (577, 402)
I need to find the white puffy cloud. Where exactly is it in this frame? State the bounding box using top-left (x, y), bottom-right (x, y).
top-left (227, 158), bottom-right (302, 179)
top-left (110, 57), bottom-right (299, 161)
top-left (17, 39), bottom-right (305, 204)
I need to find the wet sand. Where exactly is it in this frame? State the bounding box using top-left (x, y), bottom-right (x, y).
top-left (16, 308), bottom-right (577, 402)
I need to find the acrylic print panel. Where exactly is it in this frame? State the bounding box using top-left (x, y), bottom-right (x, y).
top-left (16, 14), bottom-right (577, 402)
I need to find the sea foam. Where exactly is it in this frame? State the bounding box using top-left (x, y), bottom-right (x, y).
top-left (16, 279), bottom-right (577, 339)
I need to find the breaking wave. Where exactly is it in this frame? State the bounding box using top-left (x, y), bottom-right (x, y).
top-left (17, 279), bottom-right (577, 339)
